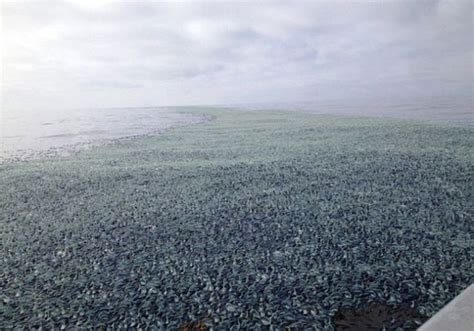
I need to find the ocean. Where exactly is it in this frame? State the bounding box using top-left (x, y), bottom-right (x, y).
top-left (1, 100), bottom-right (472, 162)
top-left (0, 106), bottom-right (203, 162)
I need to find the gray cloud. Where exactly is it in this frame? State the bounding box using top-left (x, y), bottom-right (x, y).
top-left (1, 0), bottom-right (472, 110)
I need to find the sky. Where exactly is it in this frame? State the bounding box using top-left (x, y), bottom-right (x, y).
top-left (1, 0), bottom-right (473, 111)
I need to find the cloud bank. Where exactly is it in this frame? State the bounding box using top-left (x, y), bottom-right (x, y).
top-left (1, 0), bottom-right (472, 110)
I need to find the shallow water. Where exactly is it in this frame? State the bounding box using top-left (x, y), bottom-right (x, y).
top-left (0, 107), bottom-right (203, 162)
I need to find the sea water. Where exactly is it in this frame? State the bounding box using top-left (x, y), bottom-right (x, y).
top-left (0, 107), bottom-right (203, 162)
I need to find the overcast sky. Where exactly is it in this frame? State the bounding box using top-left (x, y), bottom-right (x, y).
top-left (1, 0), bottom-right (472, 110)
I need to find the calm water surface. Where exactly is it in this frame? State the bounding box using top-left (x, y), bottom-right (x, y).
top-left (0, 107), bottom-right (203, 162)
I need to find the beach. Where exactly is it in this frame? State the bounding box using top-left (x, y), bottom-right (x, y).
top-left (1, 107), bottom-right (472, 329)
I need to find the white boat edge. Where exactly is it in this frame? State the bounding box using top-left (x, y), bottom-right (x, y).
top-left (418, 283), bottom-right (474, 331)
